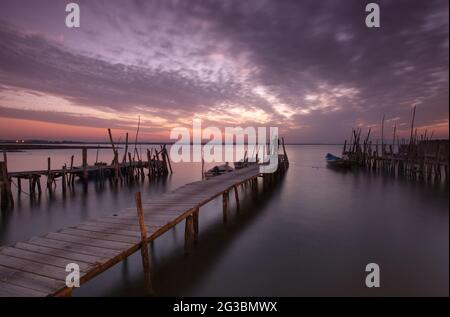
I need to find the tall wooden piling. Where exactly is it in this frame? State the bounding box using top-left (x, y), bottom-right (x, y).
top-left (108, 129), bottom-right (121, 183)
top-left (134, 192), bottom-right (153, 295)
top-left (0, 161), bottom-right (14, 208)
top-left (122, 132), bottom-right (129, 163)
top-left (69, 155), bottom-right (75, 186)
top-left (184, 214), bottom-right (195, 254)
top-left (193, 208), bottom-right (199, 244)
top-left (82, 148), bottom-right (88, 181)
top-left (62, 165), bottom-right (67, 195)
top-left (47, 157), bottom-right (52, 190)
top-left (146, 149), bottom-right (152, 179)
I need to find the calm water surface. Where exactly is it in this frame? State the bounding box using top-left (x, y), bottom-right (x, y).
top-left (1, 145), bottom-right (448, 296)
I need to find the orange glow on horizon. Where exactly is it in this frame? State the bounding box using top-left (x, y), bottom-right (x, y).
top-left (0, 117), bottom-right (169, 142)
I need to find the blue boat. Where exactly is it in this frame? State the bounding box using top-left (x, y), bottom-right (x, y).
top-left (325, 153), bottom-right (355, 168)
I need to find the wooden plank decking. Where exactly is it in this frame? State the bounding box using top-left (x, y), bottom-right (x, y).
top-left (0, 165), bottom-right (265, 297)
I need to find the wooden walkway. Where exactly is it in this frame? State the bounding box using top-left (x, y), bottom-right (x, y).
top-left (0, 164), bottom-right (276, 297)
top-left (1, 142), bottom-right (173, 209)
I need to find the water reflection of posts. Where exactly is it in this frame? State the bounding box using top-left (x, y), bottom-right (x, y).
top-left (234, 185), bottom-right (240, 213)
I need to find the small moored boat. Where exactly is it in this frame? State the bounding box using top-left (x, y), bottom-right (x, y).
top-left (204, 162), bottom-right (234, 179)
top-left (325, 153), bottom-right (355, 169)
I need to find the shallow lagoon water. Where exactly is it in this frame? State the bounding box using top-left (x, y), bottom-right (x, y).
top-left (1, 145), bottom-right (448, 296)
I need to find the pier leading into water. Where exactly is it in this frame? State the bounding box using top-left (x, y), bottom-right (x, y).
top-left (0, 154), bottom-right (289, 297)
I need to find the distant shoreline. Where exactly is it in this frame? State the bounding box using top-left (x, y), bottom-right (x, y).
top-left (0, 143), bottom-right (346, 152)
top-left (0, 144), bottom-right (115, 151)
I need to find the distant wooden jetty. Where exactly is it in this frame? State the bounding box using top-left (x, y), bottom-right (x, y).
top-left (0, 130), bottom-right (173, 209)
top-left (339, 107), bottom-right (449, 182)
top-left (0, 152), bottom-right (289, 296)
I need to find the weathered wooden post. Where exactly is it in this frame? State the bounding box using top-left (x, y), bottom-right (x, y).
top-left (184, 214), bottom-right (195, 254)
top-left (82, 147), bottom-right (88, 181)
top-left (139, 158), bottom-right (145, 181)
top-left (62, 165), bottom-right (67, 196)
top-left (193, 208), bottom-right (199, 244)
top-left (47, 157), bottom-right (52, 190)
top-left (28, 173), bottom-right (34, 196)
top-left (223, 191), bottom-right (229, 223)
top-left (122, 132), bottom-right (129, 164)
top-left (146, 149), bottom-right (152, 179)
top-left (108, 128), bottom-right (122, 183)
top-left (36, 175), bottom-right (42, 195)
top-left (0, 161), bottom-right (14, 208)
top-left (134, 192), bottom-right (153, 295)
top-left (234, 185), bottom-right (240, 212)
top-left (17, 177), bottom-right (21, 194)
top-left (69, 155), bottom-right (75, 186)
top-left (155, 150), bottom-right (161, 175)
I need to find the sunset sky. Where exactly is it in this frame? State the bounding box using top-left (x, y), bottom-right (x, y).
top-left (0, 0), bottom-right (448, 142)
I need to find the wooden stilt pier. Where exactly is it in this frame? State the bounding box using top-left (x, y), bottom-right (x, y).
top-left (339, 109), bottom-right (449, 183)
top-left (1, 144), bottom-right (173, 208)
top-left (0, 154), bottom-right (288, 296)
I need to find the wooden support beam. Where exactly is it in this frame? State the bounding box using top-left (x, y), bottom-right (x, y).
top-left (184, 214), bottom-right (195, 254)
top-left (95, 144), bottom-right (100, 164)
top-left (62, 165), bottom-right (67, 196)
top-left (69, 155), bottom-right (74, 186)
top-left (134, 192), bottom-right (153, 295)
top-left (36, 175), bottom-right (42, 195)
top-left (155, 150), bottom-right (161, 175)
top-left (223, 191), bottom-right (229, 223)
top-left (108, 128), bottom-right (122, 183)
top-left (146, 149), bottom-right (152, 179)
top-left (82, 148), bottom-right (88, 181)
top-left (28, 174), bottom-right (34, 196)
top-left (0, 161), bottom-right (14, 208)
top-left (133, 116), bottom-right (141, 162)
top-left (193, 208), bottom-right (199, 244)
top-left (47, 157), bottom-right (52, 190)
top-left (122, 132), bottom-right (129, 164)
top-left (234, 185), bottom-right (240, 212)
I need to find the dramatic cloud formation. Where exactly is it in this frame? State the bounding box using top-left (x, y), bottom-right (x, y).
top-left (0, 0), bottom-right (448, 142)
